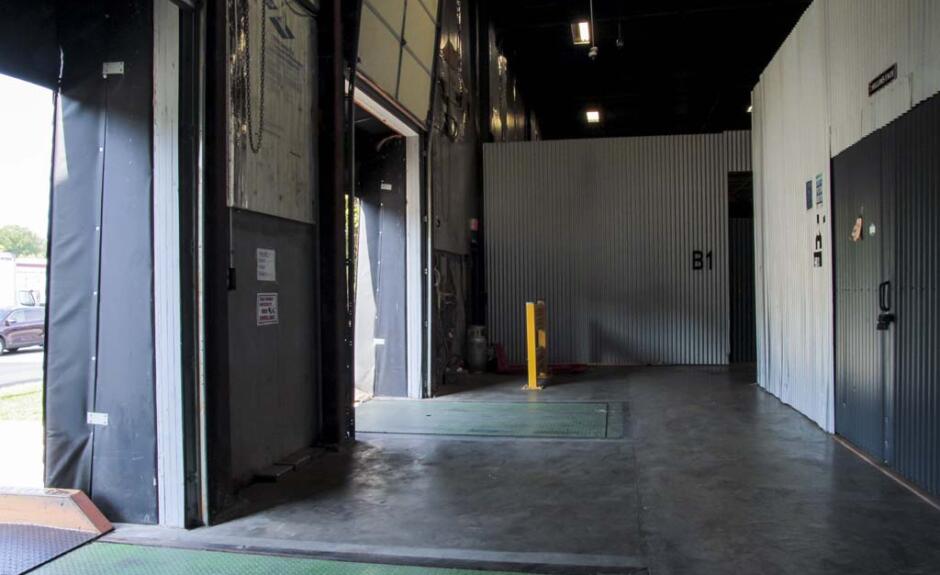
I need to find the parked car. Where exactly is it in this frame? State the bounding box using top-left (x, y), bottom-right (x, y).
top-left (0, 306), bottom-right (46, 353)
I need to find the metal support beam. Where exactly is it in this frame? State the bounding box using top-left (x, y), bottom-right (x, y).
top-left (318, 0), bottom-right (353, 444)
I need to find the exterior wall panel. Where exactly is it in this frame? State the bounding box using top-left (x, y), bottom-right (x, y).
top-left (484, 132), bottom-right (750, 366)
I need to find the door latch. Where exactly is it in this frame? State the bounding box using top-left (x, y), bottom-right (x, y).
top-left (877, 313), bottom-right (895, 331)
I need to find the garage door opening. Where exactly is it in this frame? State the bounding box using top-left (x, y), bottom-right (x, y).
top-left (728, 171), bottom-right (756, 364)
top-left (353, 107), bottom-right (408, 400)
top-left (352, 90), bottom-right (424, 404)
top-left (0, 73), bottom-right (54, 488)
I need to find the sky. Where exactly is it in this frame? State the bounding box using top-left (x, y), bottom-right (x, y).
top-left (0, 74), bottom-right (54, 236)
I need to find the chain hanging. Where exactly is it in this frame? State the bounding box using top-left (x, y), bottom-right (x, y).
top-left (238, 0), bottom-right (267, 153)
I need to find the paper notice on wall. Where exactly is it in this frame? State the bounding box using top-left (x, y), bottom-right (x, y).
top-left (257, 248), bottom-right (276, 282)
top-left (257, 292), bottom-right (279, 326)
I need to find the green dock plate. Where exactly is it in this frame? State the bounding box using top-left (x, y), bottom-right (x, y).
top-left (33, 543), bottom-right (539, 575)
top-left (356, 400), bottom-right (624, 439)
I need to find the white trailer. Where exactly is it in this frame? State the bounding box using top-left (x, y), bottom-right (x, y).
top-left (0, 253), bottom-right (47, 308)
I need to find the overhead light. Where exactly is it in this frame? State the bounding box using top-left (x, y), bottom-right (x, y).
top-left (586, 109), bottom-right (601, 123)
top-left (572, 21), bottom-right (591, 45)
top-left (747, 104), bottom-right (753, 113)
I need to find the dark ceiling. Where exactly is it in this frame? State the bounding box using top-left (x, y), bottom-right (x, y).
top-left (491, 0), bottom-right (811, 140)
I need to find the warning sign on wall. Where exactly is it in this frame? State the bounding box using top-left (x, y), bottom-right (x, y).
top-left (257, 248), bottom-right (276, 282)
top-left (257, 292), bottom-right (279, 326)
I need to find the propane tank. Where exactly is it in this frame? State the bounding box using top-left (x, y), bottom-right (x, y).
top-left (466, 325), bottom-right (488, 373)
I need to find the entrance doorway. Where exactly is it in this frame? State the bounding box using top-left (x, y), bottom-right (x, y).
top-left (0, 73), bottom-right (54, 488)
top-left (728, 171), bottom-right (756, 364)
top-left (351, 89), bottom-right (425, 401)
top-left (353, 108), bottom-right (408, 398)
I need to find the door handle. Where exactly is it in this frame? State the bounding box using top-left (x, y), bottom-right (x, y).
top-left (878, 281), bottom-right (892, 312)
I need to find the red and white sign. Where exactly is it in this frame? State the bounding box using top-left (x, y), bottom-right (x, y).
top-left (257, 292), bottom-right (279, 326)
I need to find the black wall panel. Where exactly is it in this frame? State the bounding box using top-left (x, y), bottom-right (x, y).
top-left (45, 0), bottom-right (158, 523)
top-left (729, 217), bottom-right (756, 364)
top-left (0, 0), bottom-right (58, 89)
top-left (358, 138), bottom-right (408, 397)
top-left (227, 209), bottom-right (319, 483)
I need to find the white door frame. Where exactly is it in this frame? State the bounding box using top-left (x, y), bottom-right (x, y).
top-left (153, 0), bottom-right (186, 527)
top-left (352, 87), bottom-right (424, 399)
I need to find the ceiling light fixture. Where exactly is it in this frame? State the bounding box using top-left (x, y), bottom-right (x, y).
top-left (572, 21), bottom-right (591, 45)
top-left (586, 109), bottom-right (601, 123)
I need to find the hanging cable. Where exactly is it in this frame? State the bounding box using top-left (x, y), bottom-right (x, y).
top-left (589, 0), bottom-right (595, 44)
top-left (588, 0), bottom-right (598, 59)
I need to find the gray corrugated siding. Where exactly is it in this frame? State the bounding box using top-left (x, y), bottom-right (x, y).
top-left (833, 93), bottom-right (940, 497)
top-left (833, 132), bottom-right (885, 461)
top-left (892, 94), bottom-right (940, 497)
top-left (483, 131), bottom-right (751, 365)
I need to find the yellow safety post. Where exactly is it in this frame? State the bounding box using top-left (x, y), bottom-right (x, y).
top-left (525, 300), bottom-right (547, 390)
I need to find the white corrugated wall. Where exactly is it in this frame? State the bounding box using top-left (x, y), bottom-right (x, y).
top-left (752, 0), bottom-right (940, 432)
top-left (828, 0), bottom-right (940, 156)
top-left (484, 132), bottom-right (750, 366)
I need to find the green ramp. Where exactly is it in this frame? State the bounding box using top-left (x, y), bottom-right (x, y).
top-left (356, 400), bottom-right (624, 439)
top-left (34, 543), bottom-right (542, 575)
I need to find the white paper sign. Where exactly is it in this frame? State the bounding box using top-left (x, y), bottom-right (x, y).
top-left (257, 292), bottom-right (279, 326)
top-left (257, 248), bottom-right (277, 282)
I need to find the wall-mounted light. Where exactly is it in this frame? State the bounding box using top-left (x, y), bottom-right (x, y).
top-left (747, 104), bottom-right (753, 113)
top-left (586, 109), bottom-right (601, 123)
top-left (571, 21), bottom-right (591, 45)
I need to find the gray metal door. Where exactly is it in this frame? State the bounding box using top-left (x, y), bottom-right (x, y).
top-left (834, 133), bottom-right (891, 461)
top-left (886, 95), bottom-right (940, 497)
top-left (835, 94), bottom-right (940, 496)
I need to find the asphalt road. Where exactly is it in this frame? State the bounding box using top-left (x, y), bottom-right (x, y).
top-left (0, 348), bottom-right (44, 388)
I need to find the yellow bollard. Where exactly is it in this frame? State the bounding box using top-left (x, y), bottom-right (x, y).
top-left (525, 300), bottom-right (547, 390)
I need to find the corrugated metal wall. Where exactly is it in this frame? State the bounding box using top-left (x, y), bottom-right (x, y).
top-left (828, 0), bottom-right (940, 156)
top-left (833, 132), bottom-right (886, 460)
top-left (890, 93), bottom-right (940, 498)
top-left (752, 0), bottom-right (940, 433)
top-left (752, 0), bottom-right (834, 431)
top-left (484, 132), bottom-right (750, 365)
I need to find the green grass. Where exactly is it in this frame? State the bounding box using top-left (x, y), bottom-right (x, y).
top-left (0, 381), bottom-right (42, 421)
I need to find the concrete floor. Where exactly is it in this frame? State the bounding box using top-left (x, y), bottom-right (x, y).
top-left (110, 367), bottom-right (940, 574)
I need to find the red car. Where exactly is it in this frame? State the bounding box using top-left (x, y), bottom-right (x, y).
top-left (0, 306), bottom-right (46, 353)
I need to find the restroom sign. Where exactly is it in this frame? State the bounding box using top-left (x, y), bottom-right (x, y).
top-left (257, 292), bottom-right (279, 326)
